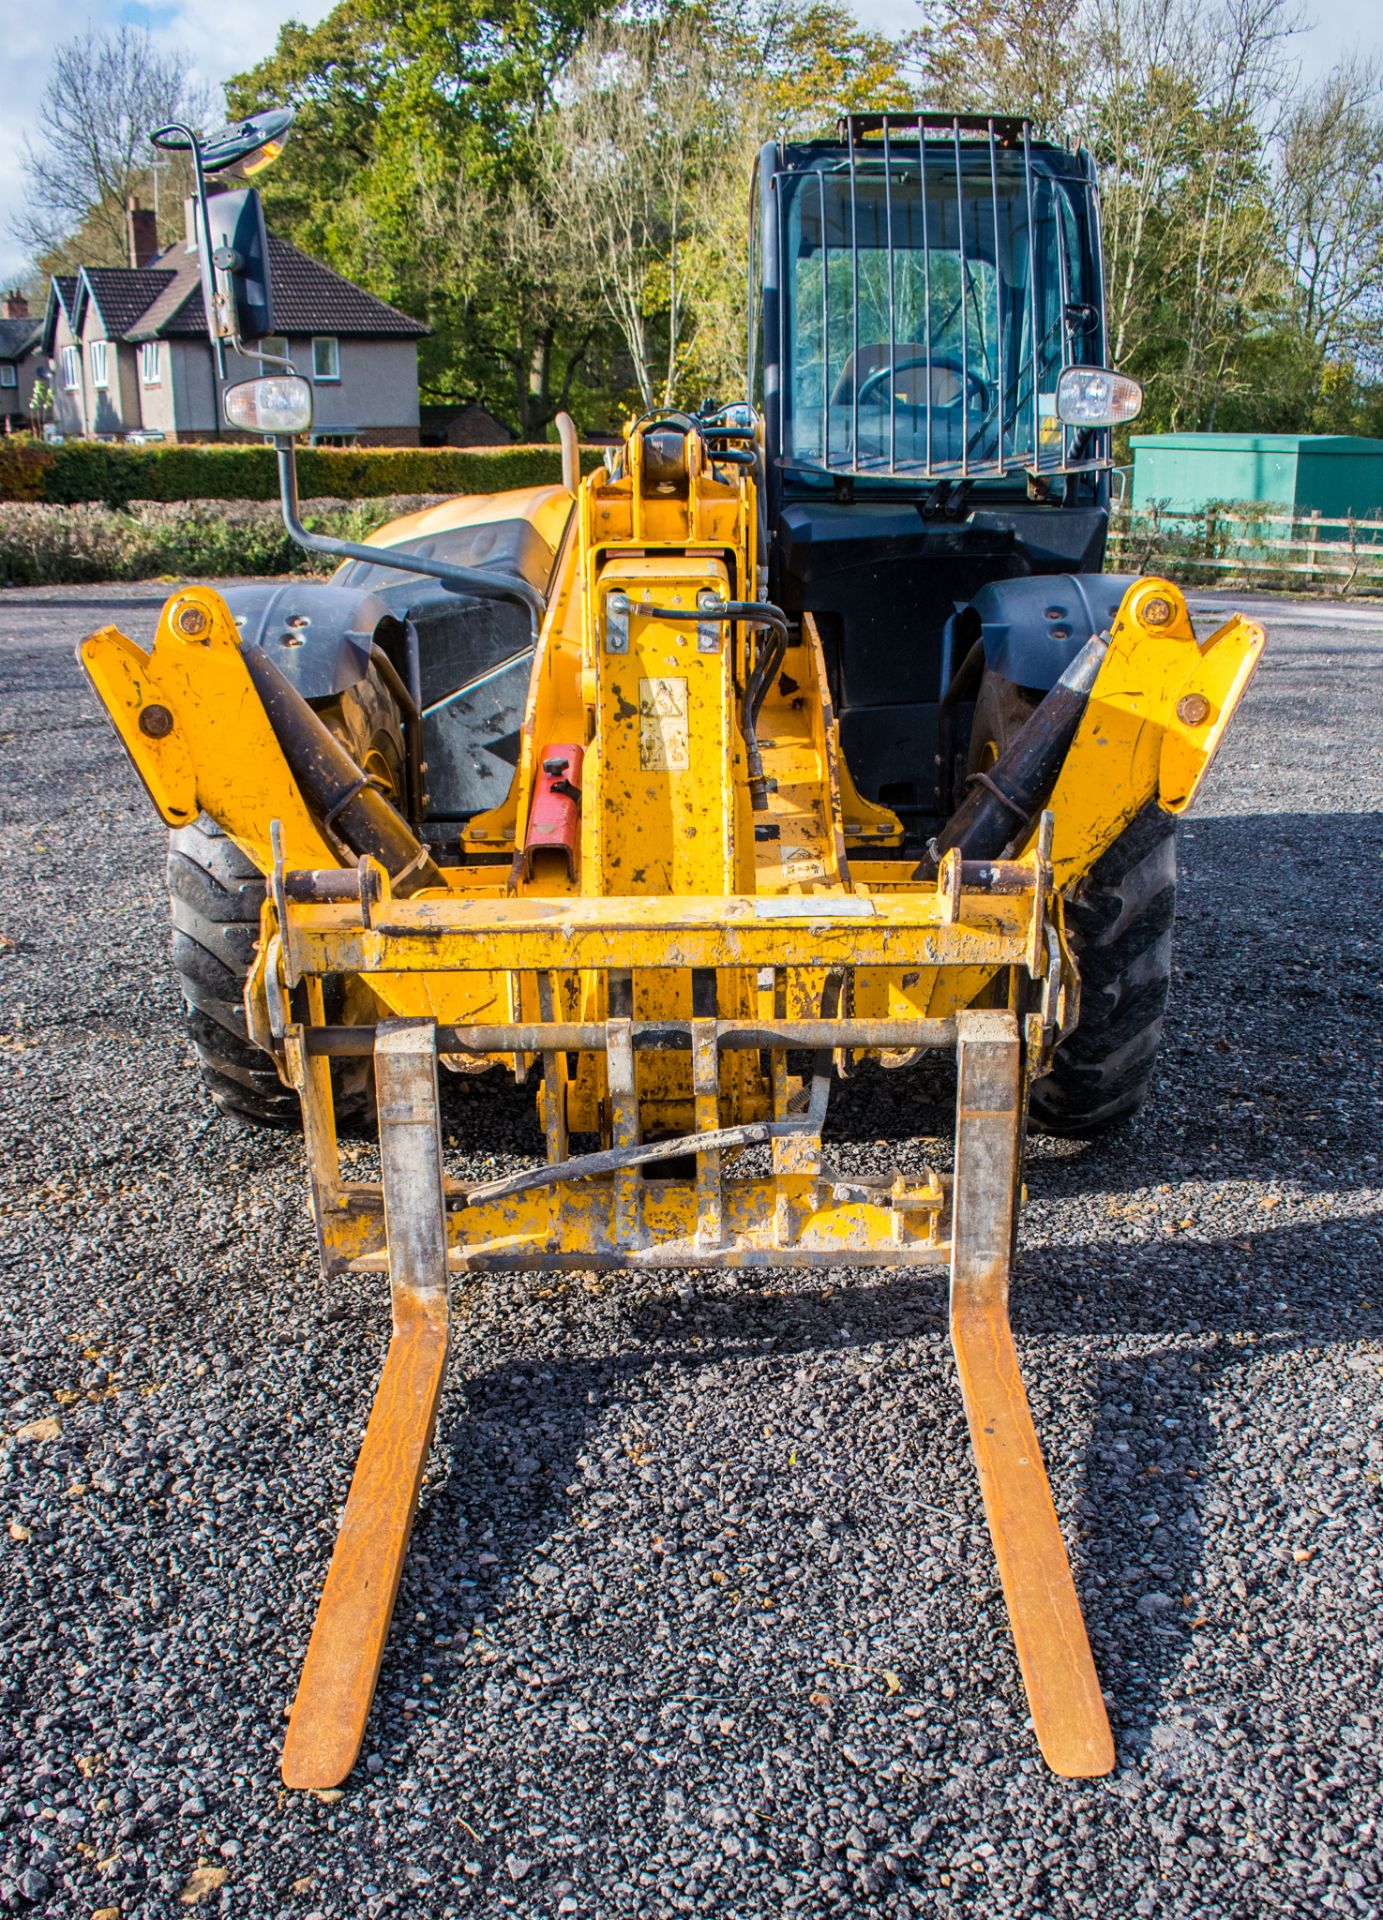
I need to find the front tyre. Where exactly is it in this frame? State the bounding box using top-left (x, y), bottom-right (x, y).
top-left (1030, 803), bottom-right (1178, 1136)
top-left (164, 663), bottom-right (405, 1128)
top-left (167, 815), bottom-right (300, 1126)
top-left (966, 667), bottom-right (1178, 1137)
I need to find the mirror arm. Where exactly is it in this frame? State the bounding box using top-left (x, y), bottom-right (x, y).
top-left (154, 121), bottom-right (226, 381)
top-left (272, 438), bottom-right (544, 639)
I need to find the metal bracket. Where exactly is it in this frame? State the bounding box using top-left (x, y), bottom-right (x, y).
top-left (605, 591), bottom-right (630, 653)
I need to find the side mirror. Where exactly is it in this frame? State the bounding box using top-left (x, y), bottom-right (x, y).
top-left (225, 375), bottom-right (313, 436)
top-left (150, 112), bottom-right (294, 352)
top-left (206, 188), bottom-right (275, 343)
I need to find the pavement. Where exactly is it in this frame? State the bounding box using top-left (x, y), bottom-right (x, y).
top-left (0, 581), bottom-right (1379, 1919)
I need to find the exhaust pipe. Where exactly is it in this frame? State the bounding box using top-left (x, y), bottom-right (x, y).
top-left (919, 631), bottom-right (1108, 877)
top-left (241, 645), bottom-right (445, 895)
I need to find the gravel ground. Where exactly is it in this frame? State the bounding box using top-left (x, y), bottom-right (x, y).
top-left (0, 581), bottom-right (1380, 1920)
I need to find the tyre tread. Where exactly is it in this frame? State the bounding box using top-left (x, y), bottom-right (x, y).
top-left (167, 817), bottom-right (297, 1127)
top-left (1030, 803), bottom-right (1178, 1137)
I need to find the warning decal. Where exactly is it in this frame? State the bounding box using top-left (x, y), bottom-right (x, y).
top-left (638, 676), bottom-right (690, 771)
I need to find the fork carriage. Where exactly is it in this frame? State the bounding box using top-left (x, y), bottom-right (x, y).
top-left (274, 842), bottom-right (1058, 1274)
top-left (267, 836), bottom-right (1118, 1787)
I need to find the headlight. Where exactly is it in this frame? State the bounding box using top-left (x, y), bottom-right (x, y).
top-left (224, 374), bottom-right (314, 436)
top-left (1055, 367), bottom-right (1143, 427)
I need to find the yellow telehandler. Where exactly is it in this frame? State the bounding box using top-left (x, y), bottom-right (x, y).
top-left (80, 107), bottom-right (1263, 1790)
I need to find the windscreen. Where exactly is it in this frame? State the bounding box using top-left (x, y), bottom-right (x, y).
top-left (778, 137), bottom-right (1103, 481)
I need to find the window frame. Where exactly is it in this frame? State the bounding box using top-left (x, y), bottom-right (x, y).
top-left (139, 341), bottom-right (161, 386)
top-left (61, 344), bottom-right (81, 391)
top-left (0, 363), bottom-right (16, 390)
top-left (311, 335), bottom-right (341, 383)
top-left (90, 340), bottom-right (110, 391)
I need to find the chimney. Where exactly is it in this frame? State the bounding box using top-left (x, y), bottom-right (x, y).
top-left (1, 290), bottom-right (28, 320)
top-left (183, 195), bottom-right (200, 252)
top-left (126, 196), bottom-right (159, 270)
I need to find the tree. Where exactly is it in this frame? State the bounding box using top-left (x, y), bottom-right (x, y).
top-left (407, 165), bottom-right (596, 436)
top-left (1075, 0), bottom-right (1299, 428)
top-left (913, 0), bottom-right (1085, 135)
top-left (910, 0), bottom-right (1361, 430)
top-left (228, 0), bottom-right (612, 432)
top-left (1274, 58), bottom-right (1383, 377)
top-left (543, 15), bottom-right (717, 410)
top-left (673, 0), bottom-right (915, 400)
top-left (28, 378), bottom-right (53, 433)
top-left (543, 0), bottom-right (916, 411)
top-left (12, 27), bottom-right (210, 268)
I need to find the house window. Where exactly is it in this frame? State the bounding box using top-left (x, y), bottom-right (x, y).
top-left (259, 335), bottom-right (288, 364)
top-left (61, 345), bottom-right (81, 390)
top-left (140, 342), bottom-right (161, 386)
top-left (90, 341), bottom-right (110, 389)
top-left (0, 364), bottom-right (15, 389)
top-left (312, 336), bottom-right (340, 383)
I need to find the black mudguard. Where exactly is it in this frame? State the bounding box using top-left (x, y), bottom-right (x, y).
top-left (219, 582), bottom-right (403, 702)
top-left (221, 554), bottom-right (540, 823)
top-left (945, 573), bottom-right (1137, 692)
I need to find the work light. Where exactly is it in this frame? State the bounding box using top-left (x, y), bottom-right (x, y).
top-left (224, 375), bottom-right (314, 436)
top-left (1055, 367), bottom-right (1143, 427)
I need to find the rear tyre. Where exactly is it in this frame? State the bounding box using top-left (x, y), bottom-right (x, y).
top-left (966, 668), bottom-right (1178, 1137)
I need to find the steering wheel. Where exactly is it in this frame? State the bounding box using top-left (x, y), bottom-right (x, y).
top-left (855, 354), bottom-right (992, 416)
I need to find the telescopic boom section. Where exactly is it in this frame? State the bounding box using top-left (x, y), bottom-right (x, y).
top-left (77, 410), bottom-right (1263, 1789)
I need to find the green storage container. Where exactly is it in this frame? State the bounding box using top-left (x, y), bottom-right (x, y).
top-left (1130, 433), bottom-right (1383, 519)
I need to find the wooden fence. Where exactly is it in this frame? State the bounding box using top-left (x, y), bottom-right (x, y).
top-left (1108, 503), bottom-right (1383, 596)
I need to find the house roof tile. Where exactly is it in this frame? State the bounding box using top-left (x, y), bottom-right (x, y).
top-left (41, 277), bottom-right (84, 356)
top-left (129, 235), bottom-right (428, 340)
top-left (78, 266), bottom-right (176, 340)
top-left (43, 232), bottom-right (428, 361)
top-left (0, 317), bottom-right (40, 360)
top-left (40, 277), bottom-right (80, 355)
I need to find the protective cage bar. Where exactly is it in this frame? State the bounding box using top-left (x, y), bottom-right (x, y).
top-left (777, 115), bottom-right (1109, 484)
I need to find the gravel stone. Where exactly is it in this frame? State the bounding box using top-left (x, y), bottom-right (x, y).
top-left (0, 581), bottom-right (1379, 1919)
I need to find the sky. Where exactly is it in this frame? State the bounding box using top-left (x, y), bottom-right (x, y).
top-left (1, 0), bottom-right (1379, 287)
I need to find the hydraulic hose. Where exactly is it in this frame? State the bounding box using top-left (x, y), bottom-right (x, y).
top-left (645, 597), bottom-right (790, 810)
top-left (917, 630), bottom-right (1109, 877)
top-left (241, 643), bottom-right (445, 895)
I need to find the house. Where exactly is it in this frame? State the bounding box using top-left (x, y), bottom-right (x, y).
top-left (43, 198), bottom-right (429, 445)
top-left (0, 291), bottom-right (43, 429)
top-left (420, 401), bottom-right (516, 447)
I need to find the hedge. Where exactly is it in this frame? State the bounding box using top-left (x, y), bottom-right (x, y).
top-left (0, 438), bottom-right (606, 507)
top-left (0, 496), bottom-right (455, 586)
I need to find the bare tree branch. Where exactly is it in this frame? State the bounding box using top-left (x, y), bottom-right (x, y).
top-left (1273, 56), bottom-right (1383, 372)
top-left (12, 27), bottom-right (212, 267)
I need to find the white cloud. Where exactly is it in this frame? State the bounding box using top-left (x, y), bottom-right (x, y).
top-left (3, 0), bottom-right (1378, 287)
top-left (0, 0), bottom-right (336, 284)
